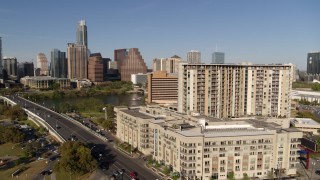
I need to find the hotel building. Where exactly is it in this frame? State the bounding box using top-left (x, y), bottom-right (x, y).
top-left (178, 63), bottom-right (293, 118)
top-left (115, 105), bottom-right (302, 180)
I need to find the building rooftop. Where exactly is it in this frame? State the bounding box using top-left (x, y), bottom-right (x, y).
top-left (121, 108), bottom-right (154, 119)
top-left (290, 118), bottom-right (320, 126)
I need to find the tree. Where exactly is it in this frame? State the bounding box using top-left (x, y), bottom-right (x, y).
top-left (242, 173), bottom-right (250, 180)
top-left (227, 171), bottom-right (235, 180)
top-left (267, 170), bottom-right (274, 180)
top-left (54, 141), bottom-right (97, 176)
top-left (163, 165), bottom-right (170, 175)
top-left (102, 120), bottom-right (115, 130)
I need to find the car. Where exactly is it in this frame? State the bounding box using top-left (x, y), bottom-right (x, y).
top-left (117, 169), bottom-right (124, 175)
top-left (40, 170), bottom-right (47, 175)
top-left (316, 170), bottom-right (320, 175)
top-left (130, 171), bottom-right (137, 179)
top-left (113, 171), bottom-right (119, 177)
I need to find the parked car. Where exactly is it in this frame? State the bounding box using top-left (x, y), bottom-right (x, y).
top-left (130, 171), bottom-right (137, 179)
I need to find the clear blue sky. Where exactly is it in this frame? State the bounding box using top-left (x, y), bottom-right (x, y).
top-left (0, 0), bottom-right (319, 70)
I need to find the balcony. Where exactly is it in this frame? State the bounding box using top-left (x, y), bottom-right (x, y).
top-left (180, 151), bottom-right (196, 156)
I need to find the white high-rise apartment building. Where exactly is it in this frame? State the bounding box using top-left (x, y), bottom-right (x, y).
top-left (178, 62), bottom-right (293, 118)
top-left (37, 53), bottom-right (49, 76)
top-left (115, 105), bottom-right (302, 180)
top-left (187, 50), bottom-right (201, 64)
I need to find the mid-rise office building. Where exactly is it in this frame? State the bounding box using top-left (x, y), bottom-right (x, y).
top-left (212, 52), bottom-right (225, 64)
top-left (131, 73), bottom-right (147, 85)
top-left (76, 20), bottom-right (88, 47)
top-left (51, 49), bottom-right (67, 78)
top-left (3, 57), bottom-right (17, 76)
top-left (20, 76), bottom-right (70, 90)
top-left (307, 52), bottom-right (320, 74)
top-left (119, 48), bottom-right (147, 81)
top-left (147, 71), bottom-right (178, 104)
top-left (115, 106), bottom-right (302, 180)
top-left (88, 53), bottom-right (104, 83)
top-left (178, 63), bottom-right (293, 118)
top-left (67, 43), bottom-right (88, 79)
top-left (153, 55), bottom-right (181, 74)
top-left (187, 50), bottom-right (201, 64)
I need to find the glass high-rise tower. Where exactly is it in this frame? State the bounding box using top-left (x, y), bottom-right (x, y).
top-left (212, 52), bottom-right (225, 64)
top-left (51, 49), bottom-right (67, 78)
top-left (76, 20), bottom-right (88, 47)
top-left (307, 52), bottom-right (320, 74)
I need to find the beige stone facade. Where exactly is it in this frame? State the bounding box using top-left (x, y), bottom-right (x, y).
top-left (178, 63), bottom-right (293, 118)
top-left (115, 106), bottom-right (302, 180)
top-left (20, 76), bottom-right (70, 90)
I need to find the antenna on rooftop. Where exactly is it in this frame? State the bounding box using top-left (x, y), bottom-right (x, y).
top-left (215, 44), bottom-right (218, 52)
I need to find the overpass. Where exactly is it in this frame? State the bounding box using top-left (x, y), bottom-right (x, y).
top-left (0, 96), bottom-right (65, 142)
top-left (1, 95), bottom-right (159, 180)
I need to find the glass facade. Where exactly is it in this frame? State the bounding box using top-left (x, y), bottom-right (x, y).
top-left (212, 52), bottom-right (225, 64)
top-left (51, 49), bottom-right (67, 78)
top-left (307, 52), bottom-right (320, 74)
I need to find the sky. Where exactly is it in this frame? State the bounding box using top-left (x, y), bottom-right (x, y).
top-left (0, 0), bottom-right (319, 70)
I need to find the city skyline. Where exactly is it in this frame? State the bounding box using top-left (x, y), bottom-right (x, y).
top-left (0, 0), bottom-right (319, 70)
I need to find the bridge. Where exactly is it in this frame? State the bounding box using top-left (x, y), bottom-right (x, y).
top-left (0, 95), bottom-right (159, 180)
top-left (0, 95), bottom-right (65, 142)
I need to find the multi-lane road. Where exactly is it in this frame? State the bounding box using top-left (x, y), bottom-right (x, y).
top-left (5, 95), bottom-right (159, 180)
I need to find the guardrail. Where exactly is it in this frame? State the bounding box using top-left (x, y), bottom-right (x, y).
top-left (19, 96), bottom-right (108, 143)
top-left (25, 109), bottom-right (66, 142)
top-left (0, 96), bottom-right (66, 143)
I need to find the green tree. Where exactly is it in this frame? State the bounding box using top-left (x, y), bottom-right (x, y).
top-left (102, 120), bottom-right (115, 130)
top-left (163, 165), bottom-right (170, 175)
top-left (54, 141), bottom-right (97, 176)
top-left (267, 170), bottom-right (274, 179)
top-left (312, 83), bottom-right (320, 91)
top-left (0, 125), bottom-right (25, 143)
top-left (227, 171), bottom-right (235, 180)
top-left (242, 173), bottom-right (250, 180)
top-left (23, 141), bottom-right (41, 157)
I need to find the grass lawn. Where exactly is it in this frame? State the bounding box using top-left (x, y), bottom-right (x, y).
top-left (0, 143), bottom-right (23, 157)
top-left (20, 119), bottom-right (39, 129)
top-left (55, 170), bottom-right (92, 180)
top-left (0, 159), bottom-right (46, 180)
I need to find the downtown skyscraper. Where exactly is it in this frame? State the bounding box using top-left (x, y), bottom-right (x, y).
top-left (76, 20), bottom-right (88, 47)
top-left (118, 48), bottom-right (147, 81)
top-left (187, 50), bottom-right (201, 64)
top-left (212, 51), bottom-right (225, 64)
top-left (51, 49), bottom-right (67, 78)
top-left (307, 52), bottom-right (320, 74)
top-left (66, 20), bottom-right (89, 80)
top-left (3, 57), bottom-right (17, 76)
top-left (37, 53), bottom-right (49, 76)
top-left (67, 43), bottom-right (88, 79)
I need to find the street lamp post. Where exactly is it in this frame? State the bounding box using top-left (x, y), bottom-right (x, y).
top-left (103, 107), bottom-right (108, 120)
